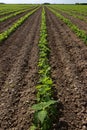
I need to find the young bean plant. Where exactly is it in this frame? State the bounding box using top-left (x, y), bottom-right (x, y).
top-left (30, 8), bottom-right (58, 130)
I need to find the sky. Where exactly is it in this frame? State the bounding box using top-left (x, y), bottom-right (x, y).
top-left (0, 0), bottom-right (87, 4)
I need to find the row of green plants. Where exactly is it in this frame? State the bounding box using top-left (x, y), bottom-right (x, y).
top-left (30, 8), bottom-right (57, 130)
top-left (0, 6), bottom-right (35, 22)
top-left (0, 8), bottom-right (24, 15)
top-left (0, 7), bottom-right (39, 43)
top-left (63, 10), bottom-right (86, 16)
top-left (63, 11), bottom-right (87, 23)
top-left (0, 4), bottom-right (35, 16)
top-left (61, 9), bottom-right (87, 23)
top-left (48, 7), bottom-right (87, 44)
top-left (0, 9), bottom-right (19, 17)
top-left (49, 5), bottom-right (87, 16)
top-left (0, 9), bottom-right (27, 22)
top-left (0, 7), bottom-right (36, 22)
top-left (51, 7), bottom-right (87, 23)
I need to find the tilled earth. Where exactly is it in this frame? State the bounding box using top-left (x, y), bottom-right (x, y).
top-left (56, 9), bottom-right (87, 34)
top-left (46, 8), bottom-right (87, 130)
top-left (0, 8), bottom-right (41, 130)
top-left (0, 7), bottom-right (37, 33)
top-left (0, 7), bottom-right (87, 130)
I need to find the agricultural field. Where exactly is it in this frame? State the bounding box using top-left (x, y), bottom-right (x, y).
top-left (0, 4), bottom-right (87, 130)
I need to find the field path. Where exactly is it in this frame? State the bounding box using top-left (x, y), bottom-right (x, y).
top-left (46, 8), bottom-right (87, 130)
top-left (0, 8), bottom-right (41, 130)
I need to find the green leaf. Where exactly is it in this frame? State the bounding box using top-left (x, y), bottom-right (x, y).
top-left (30, 125), bottom-right (36, 130)
top-left (38, 110), bottom-right (47, 124)
top-left (38, 85), bottom-right (51, 95)
top-left (44, 100), bottom-right (58, 109)
top-left (36, 85), bottom-right (43, 89)
top-left (39, 76), bottom-right (53, 86)
top-left (32, 100), bottom-right (57, 111)
top-left (32, 102), bottom-right (45, 111)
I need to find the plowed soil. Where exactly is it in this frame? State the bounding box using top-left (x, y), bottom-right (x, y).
top-left (0, 8), bottom-right (41, 130)
top-left (0, 6), bottom-right (87, 130)
top-left (46, 8), bottom-right (87, 130)
top-left (56, 9), bottom-right (87, 34)
top-left (0, 12), bottom-right (14, 18)
top-left (0, 7), bottom-right (37, 33)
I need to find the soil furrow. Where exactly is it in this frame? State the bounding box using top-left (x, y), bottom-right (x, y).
top-left (0, 12), bottom-right (15, 18)
top-left (0, 7), bottom-right (37, 33)
top-left (0, 8), bottom-right (41, 89)
top-left (0, 8), bottom-right (41, 130)
top-left (46, 8), bottom-right (87, 130)
top-left (46, 8), bottom-right (87, 94)
top-left (56, 9), bottom-right (87, 33)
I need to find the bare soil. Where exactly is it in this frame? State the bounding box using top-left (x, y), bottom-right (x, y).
top-left (0, 7), bottom-right (36, 18)
top-left (46, 8), bottom-right (87, 130)
top-left (0, 6), bottom-right (87, 130)
top-left (0, 8), bottom-right (41, 130)
top-left (0, 7), bottom-right (37, 33)
top-left (56, 9), bottom-right (87, 34)
top-left (0, 12), bottom-right (15, 18)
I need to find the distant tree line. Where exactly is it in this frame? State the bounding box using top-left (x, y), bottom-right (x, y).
top-left (0, 3), bottom-right (5, 4)
top-left (43, 3), bottom-right (50, 5)
top-left (75, 3), bottom-right (87, 5)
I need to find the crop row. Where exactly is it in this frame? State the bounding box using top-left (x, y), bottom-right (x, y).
top-left (48, 7), bottom-right (87, 44)
top-left (49, 5), bottom-right (87, 16)
top-left (0, 4), bottom-right (37, 17)
top-left (51, 6), bottom-right (87, 23)
top-left (0, 7), bottom-right (39, 43)
top-left (60, 8), bottom-right (87, 23)
top-left (30, 8), bottom-right (57, 130)
top-left (0, 4), bottom-right (34, 13)
top-left (62, 10), bottom-right (87, 23)
top-left (0, 6), bottom-right (37, 22)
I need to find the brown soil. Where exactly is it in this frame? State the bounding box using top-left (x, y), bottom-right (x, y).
top-left (0, 8), bottom-right (41, 130)
top-left (56, 9), bottom-right (87, 34)
top-left (0, 7), bottom-right (36, 18)
top-left (66, 10), bottom-right (87, 19)
top-left (68, 11), bottom-right (87, 19)
top-left (0, 12), bottom-right (15, 18)
top-left (0, 7), bottom-right (37, 33)
top-left (46, 8), bottom-right (87, 130)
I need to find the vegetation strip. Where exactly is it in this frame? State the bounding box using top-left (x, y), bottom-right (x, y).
top-left (0, 8), bottom-right (33, 22)
top-left (0, 4), bottom-right (35, 16)
top-left (30, 8), bottom-right (57, 130)
top-left (0, 9), bottom-right (19, 16)
top-left (48, 7), bottom-right (87, 44)
top-left (51, 7), bottom-right (87, 23)
top-left (0, 7), bottom-right (39, 43)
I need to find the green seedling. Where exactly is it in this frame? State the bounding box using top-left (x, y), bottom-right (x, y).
top-left (31, 8), bottom-right (57, 130)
